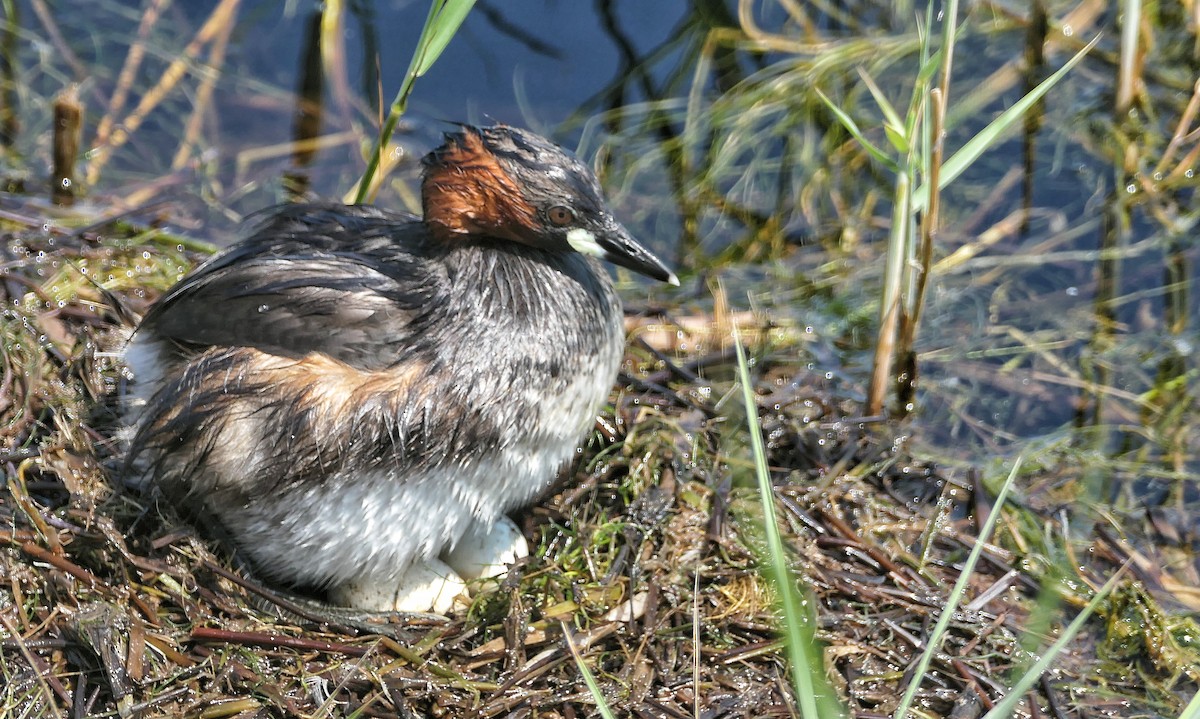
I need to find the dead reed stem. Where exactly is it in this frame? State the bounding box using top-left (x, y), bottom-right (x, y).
top-left (171, 2), bottom-right (236, 170)
top-left (85, 0), bottom-right (243, 185)
top-left (93, 0), bottom-right (171, 151)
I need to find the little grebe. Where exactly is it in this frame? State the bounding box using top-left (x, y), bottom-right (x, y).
top-left (122, 125), bottom-right (676, 614)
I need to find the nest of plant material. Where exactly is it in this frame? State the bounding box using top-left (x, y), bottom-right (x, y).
top-left (0, 201), bottom-right (1195, 719)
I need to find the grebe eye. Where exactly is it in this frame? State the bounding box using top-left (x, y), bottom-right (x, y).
top-left (547, 205), bottom-right (575, 227)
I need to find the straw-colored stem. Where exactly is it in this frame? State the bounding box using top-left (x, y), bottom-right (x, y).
top-left (171, 3), bottom-right (236, 170)
top-left (735, 0), bottom-right (855, 57)
top-left (905, 86), bottom-right (944, 353)
top-left (867, 172), bottom-right (909, 416)
top-left (28, 0), bottom-right (85, 80)
top-left (94, 0), bottom-right (171, 150)
top-left (51, 86), bottom-right (82, 205)
top-left (1115, 0), bottom-right (1142, 115)
top-left (1153, 77), bottom-right (1200, 178)
top-left (86, 0), bottom-right (243, 185)
top-left (320, 0), bottom-right (355, 121)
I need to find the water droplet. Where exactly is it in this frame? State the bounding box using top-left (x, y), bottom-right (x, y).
top-left (258, 304), bottom-right (270, 313)
top-left (1066, 286), bottom-right (1078, 296)
top-left (1125, 183), bottom-right (1137, 194)
top-left (1062, 24), bottom-right (1073, 36)
top-left (824, 372), bottom-right (833, 380)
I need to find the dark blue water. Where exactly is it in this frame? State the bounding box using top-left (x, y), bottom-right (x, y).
top-left (17, 1), bottom-right (701, 205)
top-left (7, 0), bottom-right (1199, 481)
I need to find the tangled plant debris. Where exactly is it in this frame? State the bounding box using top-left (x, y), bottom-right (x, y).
top-left (0, 197), bottom-right (1194, 718)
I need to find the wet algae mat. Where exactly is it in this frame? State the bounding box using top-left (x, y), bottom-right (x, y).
top-left (0, 201), bottom-right (1194, 718)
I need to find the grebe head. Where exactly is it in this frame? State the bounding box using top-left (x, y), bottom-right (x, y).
top-left (421, 124), bottom-right (678, 285)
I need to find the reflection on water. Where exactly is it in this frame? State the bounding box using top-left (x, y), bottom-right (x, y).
top-left (3, 1), bottom-right (711, 229)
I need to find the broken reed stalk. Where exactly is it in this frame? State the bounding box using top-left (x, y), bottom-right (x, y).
top-left (893, 0), bottom-right (957, 413)
top-left (897, 86), bottom-right (945, 410)
top-left (190, 627), bottom-right (374, 657)
top-left (52, 86), bottom-right (81, 205)
top-left (293, 10), bottom-right (326, 169)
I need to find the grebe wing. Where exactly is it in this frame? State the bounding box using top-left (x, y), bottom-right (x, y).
top-left (137, 203), bottom-right (444, 371)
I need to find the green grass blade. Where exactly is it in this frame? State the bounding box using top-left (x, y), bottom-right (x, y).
top-left (858, 67), bottom-right (906, 143)
top-left (352, 0), bottom-right (477, 203)
top-left (562, 622), bottom-right (618, 719)
top-left (914, 46), bottom-right (943, 89)
top-left (415, 0), bottom-right (476, 75)
top-left (815, 88), bottom-right (899, 172)
top-left (912, 34), bottom-right (1100, 212)
top-left (892, 455), bottom-right (1023, 719)
top-left (733, 324), bottom-right (845, 719)
top-left (979, 564), bottom-right (1130, 719)
top-left (1178, 687), bottom-right (1200, 719)
top-left (867, 169), bottom-right (910, 414)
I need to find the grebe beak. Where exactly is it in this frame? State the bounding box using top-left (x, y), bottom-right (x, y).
top-left (567, 219), bottom-right (679, 286)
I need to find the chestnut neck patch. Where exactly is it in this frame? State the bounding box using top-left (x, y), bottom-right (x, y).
top-left (421, 128), bottom-right (540, 245)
